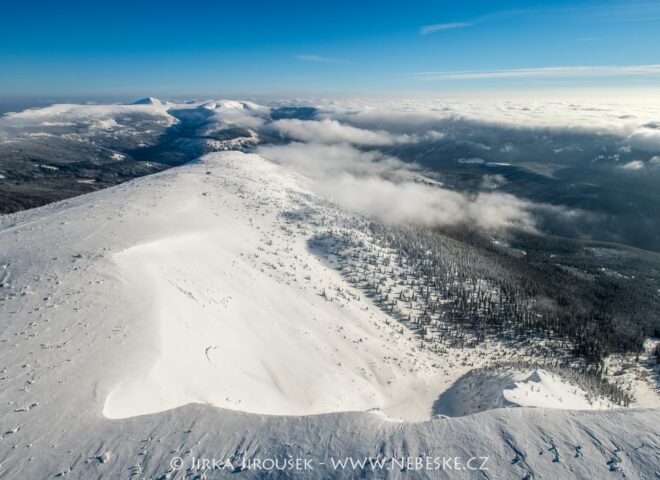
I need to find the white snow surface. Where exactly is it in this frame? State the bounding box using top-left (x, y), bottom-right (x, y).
top-left (98, 154), bottom-right (449, 420)
top-left (0, 98), bottom-right (264, 135)
top-left (0, 151), bottom-right (658, 478)
top-left (432, 367), bottom-right (618, 419)
top-left (503, 370), bottom-right (615, 410)
top-left (0, 102), bottom-right (172, 124)
top-left (132, 97), bottom-right (166, 105)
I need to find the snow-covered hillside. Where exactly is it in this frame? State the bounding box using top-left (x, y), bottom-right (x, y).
top-left (0, 151), bottom-right (658, 478)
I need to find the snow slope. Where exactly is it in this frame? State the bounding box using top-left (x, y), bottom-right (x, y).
top-left (504, 370), bottom-right (615, 410)
top-left (0, 98), bottom-right (265, 139)
top-left (96, 153), bottom-right (449, 420)
top-left (0, 151), bottom-right (658, 478)
top-left (433, 368), bottom-right (616, 418)
top-left (132, 97), bottom-right (166, 105)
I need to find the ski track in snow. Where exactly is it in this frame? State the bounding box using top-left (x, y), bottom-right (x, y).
top-left (0, 151), bottom-right (658, 478)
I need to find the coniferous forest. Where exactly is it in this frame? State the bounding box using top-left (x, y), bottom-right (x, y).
top-left (314, 221), bottom-right (660, 366)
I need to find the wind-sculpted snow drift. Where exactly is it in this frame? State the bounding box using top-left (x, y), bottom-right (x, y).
top-left (0, 150), bottom-right (659, 478)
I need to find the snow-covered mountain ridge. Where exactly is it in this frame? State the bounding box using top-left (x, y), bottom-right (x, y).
top-left (0, 150), bottom-right (658, 478)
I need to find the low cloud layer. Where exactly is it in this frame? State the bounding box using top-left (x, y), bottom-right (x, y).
top-left (256, 142), bottom-right (412, 178)
top-left (624, 127), bottom-right (660, 152)
top-left (317, 175), bottom-right (536, 230)
top-left (256, 141), bottom-right (538, 231)
top-left (254, 99), bottom-right (657, 237)
top-left (269, 117), bottom-right (448, 147)
top-left (269, 119), bottom-right (415, 146)
top-left (411, 65), bottom-right (660, 81)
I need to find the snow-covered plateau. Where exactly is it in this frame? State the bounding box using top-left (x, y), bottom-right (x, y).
top-left (0, 138), bottom-right (659, 476)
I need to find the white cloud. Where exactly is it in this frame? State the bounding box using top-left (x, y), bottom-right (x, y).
top-left (481, 174), bottom-right (507, 189)
top-left (420, 22), bottom-right (472, 35)
top-left (317, 175), bottom-right (536, 230)
top-left (321, 109), bottom-right (445, 134)
top-left (458, 158), bottom-right (486, 165)
top-left (256, 142), bottom-right (413, 179)
top-left (305, 98), bottom-right (660, 137)
top-left (623, 128), bottom-right (660, 152)
top-left (256, 141), bottom-right (536, 231)
top-left (294, 54), bottom-right (348, 63)
top-left (253, 99), bottom-right (660, 233)
top-left (412, 64), bottom-right (660, 80)
top-left (620, 160), bottom-right (645, 170)
top-left (270, 119), bottom-right (410, 146)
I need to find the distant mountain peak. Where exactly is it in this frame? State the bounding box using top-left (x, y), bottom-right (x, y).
top-left (133, 97), bottom-right (164, 105)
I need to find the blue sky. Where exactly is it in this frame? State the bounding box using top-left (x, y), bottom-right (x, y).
top-left (1, 0), bottom-right (660, 98)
